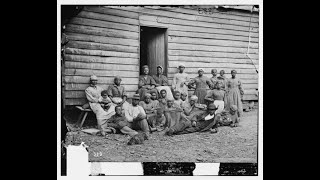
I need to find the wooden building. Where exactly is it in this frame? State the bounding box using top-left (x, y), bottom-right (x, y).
top-left (61, 5), bottom-right (259, 108)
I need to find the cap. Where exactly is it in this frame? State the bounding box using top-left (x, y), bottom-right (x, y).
top-left (90, 75), bottom-right (98, 80)
top-left (132, 94), bottom-right (140, 100)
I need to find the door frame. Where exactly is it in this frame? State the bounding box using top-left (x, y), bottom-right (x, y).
top-left (139, 25), bottom-right (168, 76)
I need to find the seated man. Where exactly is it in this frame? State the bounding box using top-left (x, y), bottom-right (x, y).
top-left (153, 65), bottom-right (174, 100)
top-left (137, 65), bottom-right (158, 101)
top-left (124, 94), bottom-right (150, 135)
top-left (107, 76), bottom-right (130, 112)
top-left (101, 105), bottom-right (138, 137)
top-left (85, 75), bottom-right (115, 129)
top-left (166, 103), bottom-right (220, 136)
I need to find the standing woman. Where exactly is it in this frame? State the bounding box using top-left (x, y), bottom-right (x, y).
top-left (188, 68), bottom-right (212, 104)
top-left (217, 70), bottom-right (227, 91)
top-left (210, 69), bottom-right (219, 90)
top-left (224, 70), bottom-right (244, 118)
top-left (137, 65), bottom-right (158, 101)
top-left (172, 64), bottom-right (190, 99)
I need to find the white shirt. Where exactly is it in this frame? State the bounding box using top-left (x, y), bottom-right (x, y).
top-left (124, 104), bottom-right (146, 122)
top-left (204, 114), bottom-right (215, 121)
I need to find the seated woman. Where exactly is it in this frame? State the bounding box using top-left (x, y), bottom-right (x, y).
top-left (152, 65), bottom-right (174, 100)
top-left (137, 65), bottom-right (158, 101)
top-left (139, 93), bottom-right (159, 131)
top-left (107, 76), bottom-right (130, 112)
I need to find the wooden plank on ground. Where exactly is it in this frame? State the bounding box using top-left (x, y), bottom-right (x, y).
top-left (64, 61), bottom-right (139, 71)
top-left (64, 75), bottom-right (139, 84)
top-left (69, 17), bottom-right (139, 32)
top-left (65, 24), bottom-right (139, 40)
top-left (65, 33), bottom-right (139, 47)
top-left (65, 48), bottom-right (139, 58)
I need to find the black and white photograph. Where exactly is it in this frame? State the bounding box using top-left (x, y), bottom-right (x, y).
top-left (58, 0), bottom-right (262, 178)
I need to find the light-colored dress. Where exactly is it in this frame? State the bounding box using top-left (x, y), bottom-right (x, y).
top-left (153, 74), bottom-right (174, 100)
top-left (189, 76), bottom-right (212, 104)
top-left (172, 72), bottom-right (190, 99)
top-left (224, 78), bottom-right (244, 117)
top-left (85, 85), bottom-right (116, 127)
top-left (107, 84), bottom-right (130, 112)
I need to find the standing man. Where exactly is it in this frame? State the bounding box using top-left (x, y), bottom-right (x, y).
top-left (172, 64), bottom-right (190, 99)
top-left (152, 65), bottom-right (174, 100)
top-left (124, 94), bottom-right (150, 135)
top-left (85, 75), bottom-right (116, 129)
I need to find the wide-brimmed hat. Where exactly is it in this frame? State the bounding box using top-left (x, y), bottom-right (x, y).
top-left (207, 103), bottom-right (218, 110)
top-left (132, 94), bottom-right (140, 100)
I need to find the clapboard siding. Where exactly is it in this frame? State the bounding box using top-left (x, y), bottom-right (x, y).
top-left (63, 6), bottom-right (259, 106)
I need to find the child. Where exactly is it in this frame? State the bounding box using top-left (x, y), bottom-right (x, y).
top-left (180, 91), bottom-right (188, 110)
top-left (147, 108), bottom-right (166, 132)
top-left (158, 89), bottom-right (168, 108)
top-left (150, 91), bottom-right (159, 106)
top-left (204, 81), bottom-right (225, 114)
top-left (100, 90), bottom-right (113, 111)
top-left (173, 91), bottom-right (183, 108)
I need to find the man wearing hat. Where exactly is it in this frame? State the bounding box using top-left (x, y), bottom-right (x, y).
top-left (172, 63), bottom-right (190, 99)
top-left (137, 65), bottom-right (158, 101)
top-left (124, 94), bottom-right (150, 134)
top-left (85, 75), bottom-right (116, 128)
top-left (152, 65), bottom-right (174, 100)
top-left (166, 103), bottom-right (220, 135)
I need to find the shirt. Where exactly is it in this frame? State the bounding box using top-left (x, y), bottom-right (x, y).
top-left (152, 74), bottom-right (168, 86)
top-left (138, 75), bottom-right (156, 89)
top-left (124, 104), bottom-right (146, 122)
top-left (85, 85), bottom-right (104, 103)
top-left (139, 100), bottom-right (159, 114)
top-left (107, 84), bottom-right (127, 98)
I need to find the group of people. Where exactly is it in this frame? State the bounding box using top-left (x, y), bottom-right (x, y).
top-left (84, 64), bottom-right (245, 142)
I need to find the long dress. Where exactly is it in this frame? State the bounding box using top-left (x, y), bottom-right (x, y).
top-left (172, 72), bottom-right (190, 99)
top-left (224, 78), bottom-right (244, 117)
top-left (210, 76), bottom-right (219, 89)
top-left (85, 85), bottom-right (116, 127)
top-left (217, 75), bottom-right (227, 91)
top-left (189, 76), bottom-right (212, 104)
top-left (152, 74), bottom-right (174, 100)
top-left (137, 75), bottom-right (158, 101)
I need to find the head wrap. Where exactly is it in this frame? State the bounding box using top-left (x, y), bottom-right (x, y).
top-left (114, 76), bottom-right (121, 81)
top-left (144, 93), bottom-right (151, 98)
top-left (90, 75), bottom-right (98, 80)
top-left (157, 65), bottom-right (163, 70)
top-left (198, 68), bottom-right (204, 73)
top-left (211, 69), bottom-right (217, 73)
top-left (142, 65), bottom-right (149, 70)
top-left (190, 95), bottom-right (198, 101)
top-left (132, 94), bottom-right (140, 100)
top-left (230, 105), bottom-right (238, 111)
top-left (231, 70), bottom-right (237, 73)
top-left (177, 63), bottom-right (185, 68)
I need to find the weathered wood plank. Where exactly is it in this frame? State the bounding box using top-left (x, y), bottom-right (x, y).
top-left (169, 30), bottom-right (259, 43)
top-left (169, 61), bottom-right (258, 69)
top-left (168, 43), bottom-right (249, 54)
top-left (168, 50), bottom-right (259, 59)
top-left (242, 94), bottom-right (258, 100)
top-left (64, 55), bottom-right (138, 65)
top-left (65, 68), bottom-right (139, 78)
top-left (65, 90), bottom-right (137, 99)
top-left (141, 7), bottom-right (259, 28)
top-left (169, 56), bottom-right (259, 65)
top-left (168, 36), bottom-right (259, 49)
top-left (65, 33), bottom-right (139, 47)
top-left (139, 15), bottom-right (258, 33)
top-left (159, 6), bottom-right (259, 22)
top-left (69, 17), bottom-right (139, 32)
top-left (64, 75), bottom-right (139, 84)
top-left (65, 24), bottom-right (139, 40)
top-left (139, 19), bottom-right (258, 38)
top-left (65, 98), bottom-right (87, 105)
top-left (66, 41), bottom-right (138, 53)
top-left (167, 68), bottom-right (259, 75)
top-left (78, 10), bottom-right (139, 26)
top-left (65, 83), bottom-right (138, 91)
top-left (86, 6), bottom-right (139, 19)
top-left (168, 73), bottom-right (258, 80)
top-left (64, 61), bottom-right (139, 71)
top-left (65, 48), bottom-right (139, 58)
top-left (183, 6), bottom-right (259, 18)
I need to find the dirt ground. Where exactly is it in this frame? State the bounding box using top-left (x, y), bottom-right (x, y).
top-left (64, 109), bottom-right (258, 163)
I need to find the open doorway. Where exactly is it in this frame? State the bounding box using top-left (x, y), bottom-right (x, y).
top-left (140, 26), bottom-right (168, 76)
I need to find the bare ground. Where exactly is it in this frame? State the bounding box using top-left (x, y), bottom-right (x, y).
top-left (64, 109), bottom-right (258, 163)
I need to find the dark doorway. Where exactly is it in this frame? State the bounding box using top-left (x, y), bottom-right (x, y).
top-left (140, 26), bottom-right (168, 76)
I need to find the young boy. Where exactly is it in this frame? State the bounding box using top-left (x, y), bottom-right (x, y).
top-left (100, 90), bottom-right (113, 111)
top-left (147, 107), bottom-right (166, 132)
top-left (180, 91), bottom-right (188, 110)
top-left (173, 91), bottom-right (183, 109)
top-left (204, 81), bottom-right (225, 114)
top-left (158, 89), bottom-right (168, 108)
top-left (150, 91), bottom-right (159, 106)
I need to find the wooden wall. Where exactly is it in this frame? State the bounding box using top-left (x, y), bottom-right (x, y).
top-left (63, 6), bottom-right (259, 106)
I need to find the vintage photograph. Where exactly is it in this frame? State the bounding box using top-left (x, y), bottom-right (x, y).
top-left (59, 3), bottom-right (261, 176)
